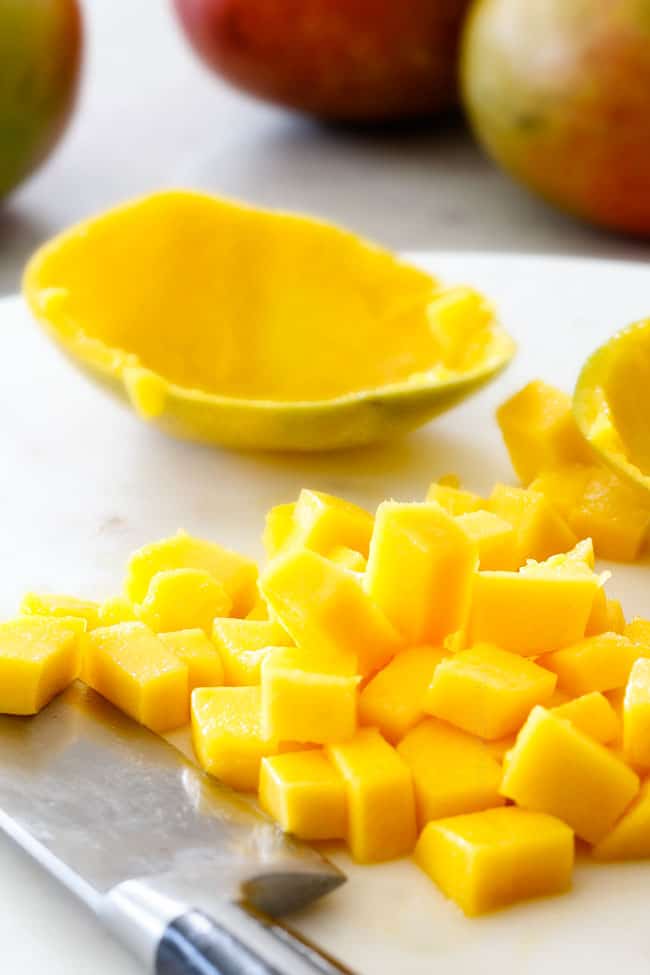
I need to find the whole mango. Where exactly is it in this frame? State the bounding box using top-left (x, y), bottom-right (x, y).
top-left (462, 0), bottom-right (650, 235)
top-left (174, 0), bottom-right (472, 122)
top-left (0, 0), bottom-right (82, 198)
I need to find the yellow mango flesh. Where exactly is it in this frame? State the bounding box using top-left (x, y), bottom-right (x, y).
top-left (592, 780), bottom-right (650, 861)
top-left (328, 546), bottom-right (367, 573)
top-left (138, 568), bottom-right (232, 633)
top-left (284, 489), bottom-right (373, 559)
top-left (259, 750), bottom-right (347, 841)
top-left (83, 622), bottom-right (189, 733)
top-left (539, 634), bottom-right (646, 696)
top-left (497, 380), bottom-right (590, 484)
top-left (327, 727), bottom-right (417, 863)
top-left (425, 482), bottom-right (483, 515)
top-left (468, 570), bottom-right (598, 656)
top-left (623, 658), bottom-right (650, 769)
top-left (454, 510), bottom-right (517, 571)
top-left (625, 617), bottom-right (650, 646)
top-left (364, 501), bottom-right (477, 647)
top-left (501, 706), bottom-right (639, 844)
top-left (125, 531), bottom-right (257, 618)
top-left (359, 646), bottom-right (447, 744)
top-left (486, 484), bottom-right (576, 566)
top-left (159, 629), bottom-right (224, 691)
top-left (397, 717), bottom-right (504, 827)
top-left (260, 548), bottom-right (402, 677)
top-left (191, 685), bottom-right (277, 791)
top-left (552, 692), bottom-right (620, 745)
top-left (98, 595), bottom-right (138, 627)
top-left (0, 617), bottom-right (84, 715)
top-left (20, 593), bottom-right (100, 630)
top-left (585, 589), bottom-right (626, 637)
top-left (261, 647), bottom-right (359, 744)
top-left (426, 645), bottom-right (556, 740)
top-left (212, 618), bottom-right (292, 686)
top-left (415, 807), bottom-right (574, 916)
top-left (263, 503), bottom-right (296, 560)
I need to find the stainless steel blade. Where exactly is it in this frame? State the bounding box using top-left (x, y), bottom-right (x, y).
top-left (0, 683), bottom-right (344, 917)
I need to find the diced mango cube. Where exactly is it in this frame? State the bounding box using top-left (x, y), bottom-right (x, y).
top-left (455, 510), bottom-right (517, 570)
top-left (327, 728), bottom-right (417, 863)
top-left (98, 595), bottom-right (138, 627)
top-left (468, 569), bottom-right (599, 656)
top-left (260, 548), bottom-right (402, 677)
top-left (245, 596), bottom-right (269, 621)
top-left (83, 622), bottom-right (189, 732)
top-left (552, 691), bottom-right (619, 744)
top-left (569, 466), bottom-right (650, 562)
top-left (263, 502), bottom-right (296, 559)
top-left (625, 618), bottom-right (650, 647)
top-left (484, 734), bottom-right (517, 762)
top-left (425, 482), bottom-right (483, 515)
top-left (191, 686), bottom-right (277, 791)
top-left (397, 717), bottom-right (504, 826)
top-left (0, 616), bottom-right (83, 715)
top-left (287, 489), bottom-right (374, 559)
top-left (415, 807), bottom-right (574, 916)
top-left (486, 484), bottom-right (577, 566)
top-left (539, 633), bottom-right (646, 695)
top-left (425, 645), bottom-right (556, 739)
top-left (212, 618), bottom-right (292, 685)
top-left (592, 780), bottom-right (650, 861)
top-left (497, 380), bottom-right (590, 484)
top-left (159, 629), bottom-right (224, 691)
top-left (500, 706), bottom-right (639, 843)
top-left (365, 501), bottom-right (477, 646)
top-left (138, 568), bottom-right (231, 633)
top-left (529, 465), bottom-right (593, 521)
top-left (261, 647), bottom-right (358, 744)
top-left (359, 646), bottom-right (447, 744)
top-left (259, 750), bottom-right (346, 840)
top-left (20, 593), bottom-right (100, 630)
top-left (586, 590), bottom-right (625, 637)
top-left (328, 546), bottom-right (367, 573)
top-left (125, 531), bottom-right (257, 617)
top-left (623, 658), bottom-right (650, 768)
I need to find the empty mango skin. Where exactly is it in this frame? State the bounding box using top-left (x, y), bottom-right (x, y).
top-left (23, 191), bottom-right (514, 451)
top-left (138, 568), bottom-right (232, 633)
top-left (20, 592), bottom-right (100, 630)
top-left (259, 751), bottom-right (347, 841)
top-left (501, 706), bottom-right (639, 844)
top-left (359, 646), bottom-right (447, 744)
top-left (83, 622), bottom-right (189, 733)
top-left (159, 629), bottom-right (224, 691)
top-left (0, 616), bottom-right (84, 715)
top-left (365, 501), bottom-right (477, 646)
top-left (211, 618), bottom-right (292, 685)
top-left (415, 807), bottom-right (574, 916)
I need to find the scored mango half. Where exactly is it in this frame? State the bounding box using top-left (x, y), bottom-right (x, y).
top-left (23, 190), bottom-right (514, 451)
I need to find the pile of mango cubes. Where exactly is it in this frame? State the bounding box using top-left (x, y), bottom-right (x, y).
top-left (3, 379), bottom-right (650, 917)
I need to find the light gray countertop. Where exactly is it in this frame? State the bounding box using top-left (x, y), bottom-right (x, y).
top-left (2, 0), bottom-right (648, 297)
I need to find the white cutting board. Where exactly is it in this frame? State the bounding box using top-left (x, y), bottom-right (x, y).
top-left (3, 253), bottom-right (650, 975)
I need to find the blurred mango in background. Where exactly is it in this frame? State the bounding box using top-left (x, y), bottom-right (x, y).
top-left (173, 0), bottom-right (473, 122)
top-left (0, 0), bottom-right (81, 199)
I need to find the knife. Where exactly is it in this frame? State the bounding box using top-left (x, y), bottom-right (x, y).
top-left (0, 682), bottom-right (355, 975)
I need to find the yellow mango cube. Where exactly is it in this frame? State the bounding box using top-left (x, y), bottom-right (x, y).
top-left (623, 658), bottom-right (650, 768)
top-left (468, 569), bottom-right (599, 656)
top-left (212, 618), bottom-right (292, 685)
top-left (287, 489), bottom-right (374, 558)
top-left (365, 501), bottom-right (477, 646)
top-left (125, 531), bottom-right (257, 617)
top-left (359, 646), bottom-right (447, 744)
top-left (552, 691), bottom-right (620, 744)
top-left (625, 617), bottom-right (650, 647)
top-left (138, 568), bottom-right (232, 633)
top-left (593, 780), bottom-right (650, 861)
top-left (415, 807), bottom-right (574, 916)
top-left (500, 706), bottom-right (639, 843)
top-left (539, 633), bottom-right (645, 695)
top-left (191, 686), bottom-right (277, 791)
top-left (260, 548), bottom-right (401, 677)
top-left (98, 595), bottom-right (138, 627)
top-left (397, 717), bottom-right (504, 826)
top-left (262, 502), bottom-right (296, 559)
top-left (425, 645), bottom-right (556, 739)
top-left (425, 482), bottom-right (483, 515)
top-left (20, 592), bottom-right (100, 630)
top-left (83, 622), bottom-right (189, 732)
top-left (586, 590), bottom-right (625, 636)
top-left (484, 734), bottom-right (517, 762)
top-left (455, 510), bottom-right (517, 570)
top-left (497, 380), bottom-right (590, 484)
top-left (261, 647), bottom-right (358, 744)
top-left (486, 484), bottom-right (577, 566)
top-left (159, 629), bottom-right (224, 691)
top-left (327, 728), bottom-right (417, 863)
top-left (245, 596), bottom-right (269, 621)
top-left (530, 465), bottom-right (593, 521)
top-left (259, 750), bottom-right (346, 840)
top-left (570, 466), bottom-right (650, 562)
top-left (328, 545), bottom-right (367, 573)
top-left (0, 616), bottom-right (84, 715)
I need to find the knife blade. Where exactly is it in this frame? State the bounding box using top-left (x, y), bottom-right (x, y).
top-left (0, 683), bottom-right (354, 975)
